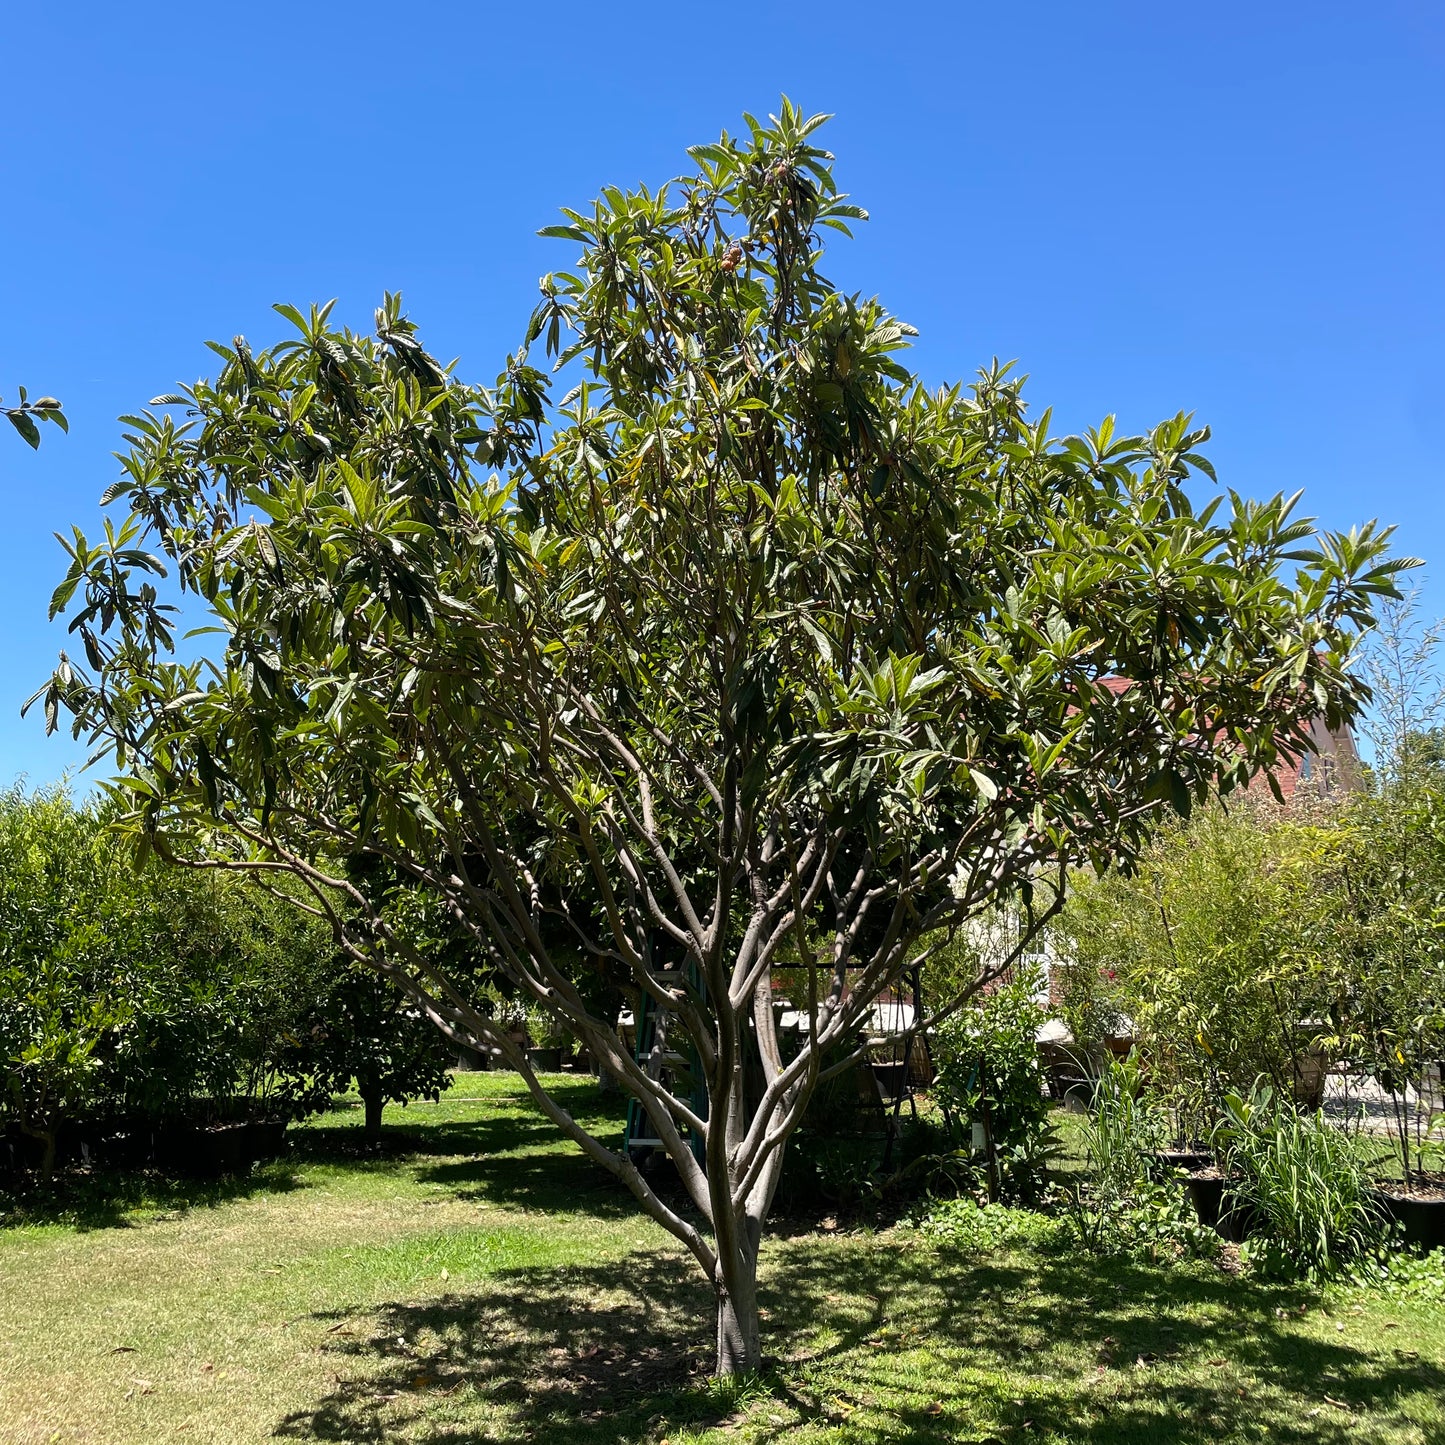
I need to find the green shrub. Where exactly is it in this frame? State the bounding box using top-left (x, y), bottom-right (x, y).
top-left (1053, 805), bottom-right (1342, 1135)
top-left (3, 980), bottom-right (121, 1175)
top-left (0, 785), bottom-right (455, 1174)
top-left (1217, 1084), bottom-right (1387, 1281)
top-left (793, 1137), bottom-right (881, 1209)
top-left (1322, 785), bottom-right (1445, 1188)
top-left (1362, 1247), bottom-right (1445, 1305)
top-left (934, 964), bottom-right (1056, 1203)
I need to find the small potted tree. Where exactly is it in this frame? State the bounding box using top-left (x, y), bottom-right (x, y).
top-left (1319, 781), bottom-right (1445, 1249)
top-left (1359, 980), bottom-right (1445, 1249)
top-left (932, 964), bottom-right (1058, 1206)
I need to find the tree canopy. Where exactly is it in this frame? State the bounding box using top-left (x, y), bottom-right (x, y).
top-left (34, 100), bottom-right (1409, 1373)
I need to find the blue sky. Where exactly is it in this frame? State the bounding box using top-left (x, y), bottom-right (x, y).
top-left (3, 2), bottom-right (1442, 786)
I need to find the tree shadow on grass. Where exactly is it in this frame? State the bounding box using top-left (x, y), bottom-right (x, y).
top-left (770, 1240), bottom-right (1445, 1443)
top-left (295, 1078), bottom-right (625, 1161)
top-left (274, 1251), bottom-right (715, 1444)
top-left (1, 1078), bottom-right (632, 1234)
top-left (293, 1087), bottom-right (638, 1223)
top-left (275, 1239), bottom-right (1445, 1444)
top-left (0, 1159), bottom-right (307, 1232)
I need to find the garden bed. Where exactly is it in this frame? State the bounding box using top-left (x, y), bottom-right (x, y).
top-left (2, 1102), bottom-right (289, 1184)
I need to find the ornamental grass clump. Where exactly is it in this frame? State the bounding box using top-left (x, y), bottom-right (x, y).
top-left (1217, 1084), bottom-right (1387, 1281)
top-left (1067, 1052), bottom-right (1217, 1261)
top-left (1085, 1052), bottom-right (1167, 1200)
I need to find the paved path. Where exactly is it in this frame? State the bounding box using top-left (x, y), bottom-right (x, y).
top-left (1320, 1069), bottom-right (1443, 1137)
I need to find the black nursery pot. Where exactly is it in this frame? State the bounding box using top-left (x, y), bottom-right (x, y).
top-left (1152, 1149), bottom-right (1213, 1175)
top-left (1183, 1172), bottom-right (1259, 1240)
top-left (158, 1120), bottom-right (254, 1179)
top-left (94, 1127), bottom-right (154, 1170)
top-left (1216, 1198), bottom-right (1263, 1244)
top-left (1375, 1189), bottom-right (1445, 1253)
top-left (871, 1061), bottom-right (909, 1101)
top-left (247, 1118), bottom-right (288, 1164)
top-left (1184, 1173), bottom-right (1226, 1229)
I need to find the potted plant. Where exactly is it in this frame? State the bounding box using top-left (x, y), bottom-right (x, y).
top-left (1338, 872), bottom-right (1445, 1249)
top-left (1316, 754), bottom-right (1445, 1249)
top-left (1367, 1020), bottom-right (1445, 1250)
top-left (155, 1098), bottom-right (255, 1179)
top-left (501, 1003), bottom-right (530, 1056)
top-left (933, 965), bottom-right (1058, 1206)
top-left (527, 1007), bottom-right (566, 1073)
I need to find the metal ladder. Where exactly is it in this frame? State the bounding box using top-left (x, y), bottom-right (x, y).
top-left (622, 980), bottom-right (707, 1165)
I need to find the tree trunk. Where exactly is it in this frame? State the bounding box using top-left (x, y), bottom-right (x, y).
top-left (19, 1121), bottom-right (56, 1180)
top-left (38, 1128), bottom-right (56, 1180)
top-left (362, 1085), bottom-right (384, 1144)
top-left (715, 1243), bottom-right (761, 1376)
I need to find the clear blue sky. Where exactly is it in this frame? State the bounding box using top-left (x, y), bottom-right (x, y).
top-left (3, 2), bottom-right (1441, 787)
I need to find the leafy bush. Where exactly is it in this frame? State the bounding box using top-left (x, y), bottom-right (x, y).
top-left (1362, 1247), bottom-right (1445, 1305)
top-left (2, 977), bottom-right (120, 1175)
top-left (1217, 1085), bottom-right (1387, 1281)
top-left (789, 1137), bottom-right (881, 1210)
top-left (1317, 786), bottom-right (1445, 1187)
top-left (1066, 1179), bottom-right (1217, 1261)
top-left (1055, 778), bottom-right (1445, 1185)
top-left (0, 788), bottom-right (330, 1130)
top-left (917, 1196), bottom-right (1063, 1251)
top-left (0, 785), bottom-right (455, 1174)
top-left (1055, 960), bottom-right (1127, 1072)
top-left (934, 964), bottom-right (1056, 1203)
top-left (0, 790), bottom-right (123, 1158)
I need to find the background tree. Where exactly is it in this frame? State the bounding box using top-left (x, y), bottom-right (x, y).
top-left (270, 956), bottom-right (454, 1144)
top-left (34, 103), bottom-right (1408, 1373)
top-left (1329, 792), bottom-right (1445, 1185)
top-left (0, 784), bottom-right (307, 1172)
top-left (1054, 805), bottom-right (1347, 1134)
top-left (1359, 585), bottom-right (1445, 788)
top-left (0, 785), bottom-right (458, 1174)
top-left (1343, 590), bottom-right (1445, 1180)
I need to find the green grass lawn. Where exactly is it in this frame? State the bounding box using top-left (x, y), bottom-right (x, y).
top-left (2, 1075), bottom-right (1443, 1444)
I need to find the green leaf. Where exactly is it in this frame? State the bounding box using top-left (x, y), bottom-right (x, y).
top-left (7, 411), bottom-right (41, 448)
